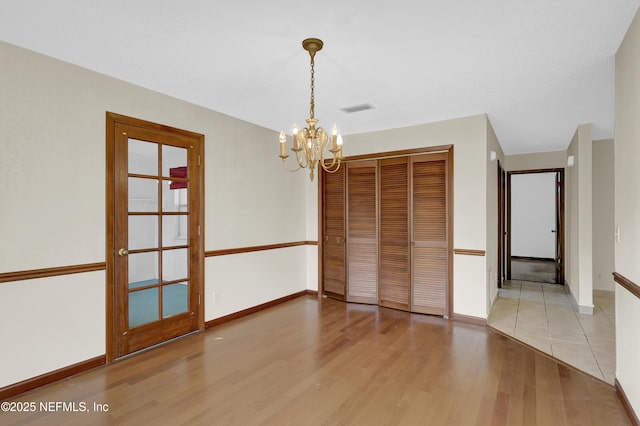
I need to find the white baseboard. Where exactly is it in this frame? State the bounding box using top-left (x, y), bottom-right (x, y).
top-left (566, 284), bottom-right (594, 315)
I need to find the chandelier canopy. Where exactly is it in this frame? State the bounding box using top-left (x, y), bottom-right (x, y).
top-left (278, 38), bottom-right (343, 181)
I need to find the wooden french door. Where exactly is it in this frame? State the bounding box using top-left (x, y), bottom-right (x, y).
top-left (346, 161), bottom-right (377, 304)
top-left (322, 166), bottom-right (346, 300)
top-left (107, 113), bottom-right (204, 360)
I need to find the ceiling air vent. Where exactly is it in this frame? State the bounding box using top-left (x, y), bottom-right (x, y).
top-left (340, 103), bottom-right (374, 114)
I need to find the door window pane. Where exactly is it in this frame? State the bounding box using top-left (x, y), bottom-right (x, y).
top-left (163, 185), bottom-right (188, 213)
top-left (162, 282), bottom-right (189, 318)
top-left (129, 139), bottom-right (158, 176)
top-left (129, 178), bottom-right (158, 212)
top-left (162, 248), bottom-right (188, 281)
top-left (129, 288), bottom-right (159, 327)
top-left (162, 145), bottom-right (188, 177)
top-left (128, 252), bottom-right (159, 289)
top-left (163, 215), bottom-right (188, 247)
top-left (128, 215), bottom-right (158, 250)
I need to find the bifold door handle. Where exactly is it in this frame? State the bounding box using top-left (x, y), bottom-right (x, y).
top-left (118, 248), bottom-right (129, 257)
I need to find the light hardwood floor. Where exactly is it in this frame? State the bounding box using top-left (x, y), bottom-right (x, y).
top-left (3, 296), bottom-right (631, 425)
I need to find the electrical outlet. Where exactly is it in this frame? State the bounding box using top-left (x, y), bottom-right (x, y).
top-left (212, 291), bottom-right (219, 303)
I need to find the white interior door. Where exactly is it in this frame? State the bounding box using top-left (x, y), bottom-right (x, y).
top-left (511, 172), bottom-right (556, 259)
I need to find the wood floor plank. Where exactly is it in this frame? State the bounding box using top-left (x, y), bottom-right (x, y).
top-left (2, 296), bottom-right (632, 425)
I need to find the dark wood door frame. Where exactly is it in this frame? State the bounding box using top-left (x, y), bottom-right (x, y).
top-left (506, 168), bottom-right (565, 284)
top-left (106, 112), bottom-right (205, 363)
top-left (497, 161), bottom-right (505, 288)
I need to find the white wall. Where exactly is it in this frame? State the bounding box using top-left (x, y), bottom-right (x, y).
top-left (565, 124), bottom-right (594, 314)
top-left (338, 114), bottom-right (490, 319)
top-left (510, 173), bottom-right (556, 259)
top-left (592, 139), bottom-right (615, 291)
top-left (614, 7), bottom-right (640, 416)
top-left (0, 40), bottom-right (309, 388)
top-left (486, 120), bottom-right (504, 311)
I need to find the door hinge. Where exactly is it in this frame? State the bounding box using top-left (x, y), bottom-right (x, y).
top-left (199, 294), bottom-right (201, 306)
top-left (198, 155), bottom-right (201, 166)
top-left (198, 225), bottom-right (201, 236)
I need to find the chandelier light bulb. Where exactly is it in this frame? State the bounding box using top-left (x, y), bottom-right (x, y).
top-left (337, 135), bottom-right (344, 146)
top-left (332, 124), bottom-right (338, 136)
top-left (279, 131), bottom-right (287, 157)
top-left (292, 124), bottom-right (298, 135)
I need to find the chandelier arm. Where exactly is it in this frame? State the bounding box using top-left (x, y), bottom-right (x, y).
top-left (320, 160), bottom-right (342, 174)
top-left (295, 145), bottom-right (309, 168)
top-left (281, 157), bottom-right (303, 173)
top-left (320, 152), bottom-right (342, 171)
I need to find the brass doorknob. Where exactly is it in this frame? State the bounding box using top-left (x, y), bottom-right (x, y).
top-left (118, 248), bottom-right (129, 256)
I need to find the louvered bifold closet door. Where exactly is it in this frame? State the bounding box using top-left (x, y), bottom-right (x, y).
top-left (323, 167), bottom-right (346, 299)
top-left (411, 153), bottom-right (449, 315)
top-left (346, 161), bottom-right (378, 304)
top-left (378, 157), bottom-right (410, 311)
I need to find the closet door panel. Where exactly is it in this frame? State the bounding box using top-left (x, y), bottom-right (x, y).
top-left (411, 154), bottom-right (448, 315)
top-left (347, 162), bottom-right (378, 303)
top-left (378, 157), bottom-right (410, 310)
top-left (323, 167), bottom-right (346, 299)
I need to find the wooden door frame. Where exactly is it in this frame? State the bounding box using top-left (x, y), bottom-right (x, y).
top-left (318, 145), bottom-right (453, 318)
top-left (506, 168), bottom-right (564, 284)
top-left (497, 161), bottom-right (505, 288)
top-left (105, 112), bottom-right (205, 363)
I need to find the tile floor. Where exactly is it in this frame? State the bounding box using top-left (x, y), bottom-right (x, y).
top-left (488, 280), bottom-right (616, 384)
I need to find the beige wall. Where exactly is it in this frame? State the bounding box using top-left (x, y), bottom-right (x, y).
top-left (504, 150), bottom-right (567, 171)
top-left (565, 124), bottom-right (593, 313)
top-left (0, 41), bottom-right (311, 387)
top-left (615, 6), bottom-right (640, 415)
top-left (592, 139), bottom-right (615, 291)
top-left (339, 114), bottom-right (491, 318)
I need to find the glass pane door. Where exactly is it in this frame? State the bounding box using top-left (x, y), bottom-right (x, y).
top-left (126, 138), bottom-right (189, 328)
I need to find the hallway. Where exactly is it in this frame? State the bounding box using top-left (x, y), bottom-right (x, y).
top-left (488, 280), bottom-right (616, 384)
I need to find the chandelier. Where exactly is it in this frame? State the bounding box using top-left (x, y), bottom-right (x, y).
top-left (278, 38), bottom-right (343, 181)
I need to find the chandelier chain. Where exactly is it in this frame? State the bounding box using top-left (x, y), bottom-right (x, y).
top-left (309, 56), bottom-right (315, 119)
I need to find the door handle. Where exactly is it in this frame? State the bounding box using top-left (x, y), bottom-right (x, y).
top-left (551, 230), bottom-right (556, 233)
top-left (411, 241), bottom-right (416, 247)
top-left (118, 248), bottom-right (129, 257)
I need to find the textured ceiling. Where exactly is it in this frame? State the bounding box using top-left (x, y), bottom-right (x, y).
top-left (1, 0), bottom-right (638, 154)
